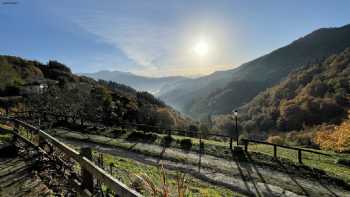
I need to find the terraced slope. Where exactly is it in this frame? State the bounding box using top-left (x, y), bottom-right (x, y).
top-left (53, 129), bottom-right (350, 197)
top-left (0, 144), bottom-right (49, 197)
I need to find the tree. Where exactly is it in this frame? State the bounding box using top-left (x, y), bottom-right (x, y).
top-left (216, 119), bottom-right (235, 148)
top-left (155, 108), bottom-right (176, 131)
top-left (188, 124), bottom-right (199, 137)
top-left (199, 123), bottom-right (210, 138)
top-left (314, 121), bottom-right (350, 152)
top-left (279, 101), bottom-right (305, 130)
top-left (0, 64), bottom-right (23, 96)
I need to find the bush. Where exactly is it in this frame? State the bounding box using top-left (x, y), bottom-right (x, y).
top-left (284, 131), bottom-right (315, 147)
top-left (266, 135), bottom-right (284, 145)
top-left (335, 158), bottom-right (350, 167)
top-left (126, 131), bottom-right (157, 143)
top-left (161, 135), bottom-right (173, 147)
top-left (110, 128), bottom-right (126, 138)
top-left (238, 131), bottom-right (249, 145)
top-left (179, 139), bottom-right (192, 151)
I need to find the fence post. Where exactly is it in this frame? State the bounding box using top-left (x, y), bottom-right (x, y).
top-left (80, 147), bottom-right (94, 193)
top-left (12, 122), bottom-right (19, 143)
top-left (244, 140), bottom-right (248, 152)
top-left (298, 149), bottom-right (302, 164)
top-left (273, 145), bottom-right (277, 158)
top-left (38, 134), bottom-right (46, 148)
top-left (109, 163), bottom-right (113, 175)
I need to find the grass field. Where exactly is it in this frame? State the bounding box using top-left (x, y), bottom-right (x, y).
top-left (247, 143), bottom-right (350, 183)
top-left (92, 150), bottom-right (242, 197)
top-left (2, 122), bottom-right (350, 196)
top-left (170, 133), bottom-right (350, 184)
top-left (0, 124), bottom-right (13, 143)
top-left (52, 127), bottom-right (350, 185)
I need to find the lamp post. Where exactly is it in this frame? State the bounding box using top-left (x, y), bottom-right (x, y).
top-left (234, 110), bottom-right (238, 145)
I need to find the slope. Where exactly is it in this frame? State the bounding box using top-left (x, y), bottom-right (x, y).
top-left (159, 24), bottom-right (350, 119)
top-left (238, 47), bottom-right (350, 133)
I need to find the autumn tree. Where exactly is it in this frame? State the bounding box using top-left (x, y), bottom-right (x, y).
top-left (314, 120), bottom-right (350, 152)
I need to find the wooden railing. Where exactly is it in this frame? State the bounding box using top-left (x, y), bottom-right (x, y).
top-left (0, 117), bottom-right (143, 197)
top-left (8, 111), bottom-right (332, 165)
top-left (8, 110), bottom-right (229, 138)
top-left (241, 139), bottom-right (330, 164)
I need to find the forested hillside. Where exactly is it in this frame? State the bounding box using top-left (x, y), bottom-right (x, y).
top-left (238, 48), bottom-right (350, 133)
top-left (161, 24), bottom-right (350, 119)
top-left (82, 70), bottom-right (188, 95)
top-left (0, 55), bottom-right (191, 129)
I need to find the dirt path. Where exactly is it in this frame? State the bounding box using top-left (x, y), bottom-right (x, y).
top-left (59, 137), bottom-right (350, 197)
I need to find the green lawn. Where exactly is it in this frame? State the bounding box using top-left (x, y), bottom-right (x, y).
top-left (169, 133), bottom-right (350, 184)
top-left (94, 151), bottom-right (243, 197)
top-left (52, 127), bottom-right (350, 185)
top-left (247, 143), bottom-right (350, 183)
top-left (0, 124), bottom-right (13, 143)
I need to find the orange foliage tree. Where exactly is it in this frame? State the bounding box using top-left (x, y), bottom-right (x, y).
top-left (314, 121), bottom-right (350, 152)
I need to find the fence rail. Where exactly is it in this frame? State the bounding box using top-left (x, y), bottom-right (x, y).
top-left (9, 110), bottom-right (232, 139)
top-left (241, 139), bottom-right (331, 164)
top-left (0, 117), bottom-right (143, 197)
top-left (8, 111), bottom-right (332, 165)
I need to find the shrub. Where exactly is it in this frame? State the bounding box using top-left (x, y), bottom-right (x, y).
top-left (284, 131), bottom-right (315, 147)
top-left (161, 135), bottom-right (173, 147)
top-left (179, 139), bottom-right (192, 151)
top-left (266, 135), bottom-right (284, 145)
top-left (110, 128), bottom-right (126, 138)
top-left (238, 131), bottom-right (249, 145)
top-left (126, 131), bottom-right (157, 143)
top-left (335, 158), bottom-right (350, 167)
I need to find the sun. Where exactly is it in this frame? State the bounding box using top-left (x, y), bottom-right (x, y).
top-left (193, 39), bottom-right (209, 57)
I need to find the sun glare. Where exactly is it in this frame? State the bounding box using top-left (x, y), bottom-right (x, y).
top-left (193, 39), bottom-right (209, 57)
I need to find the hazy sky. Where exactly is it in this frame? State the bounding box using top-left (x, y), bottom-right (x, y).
top-left (1, 0), bottom-right (350, 77)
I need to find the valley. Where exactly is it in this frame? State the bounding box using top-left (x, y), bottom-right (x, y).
top-left (1, 2), bottom-right (350, 196)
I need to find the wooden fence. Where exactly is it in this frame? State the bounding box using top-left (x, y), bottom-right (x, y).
top-left (0, 117), bottom-right (143, 197)
top-left (8, 111), bottom-right (331, 165)
top-left (241, 139), bottom-right (330, 164)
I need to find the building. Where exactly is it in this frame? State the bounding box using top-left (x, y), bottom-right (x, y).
top-left (19, 78), bottom-right (58, 95)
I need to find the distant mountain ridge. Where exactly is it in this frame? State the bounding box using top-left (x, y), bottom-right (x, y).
top-left (159, 24), bottom-right (350, 119)
top-left (81, 70), bottom-right (189, 95)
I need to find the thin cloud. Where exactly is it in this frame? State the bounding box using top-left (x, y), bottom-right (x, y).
top-left (73, 10), bottom-right (181, 71)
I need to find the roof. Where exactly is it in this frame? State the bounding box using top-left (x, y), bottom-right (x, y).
top-left (22, 78), bottom-right (58, 86)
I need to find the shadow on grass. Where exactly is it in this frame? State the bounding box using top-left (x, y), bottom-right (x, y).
top-left (274, 159), bottom-right (309, 196)
top-left (245, 153), bottom-right (274, 196)
top-left (98, 137), bottom-right (114, 145)
top-left (230, 150), bottom-right (254, 196)
top-left (198, 150), bottom-right (202, 173)
top-left (157, 145), bottom-right (167, 164)
top-left (127, 142), bottom-right (138, 151)
top-left (316, 179), bottom-right (340, 197)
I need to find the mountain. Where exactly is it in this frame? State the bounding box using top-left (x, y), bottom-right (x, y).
top-left (238, 47), bottom-right (350, 133)
top-left (81, 70), bottom-right (188, 95)
top-left (158, 69), bottom-right (236, 112)
top-left (0, 55), bottom-right (192, 128)
top-left (159, 24), bottom-right (350, 119)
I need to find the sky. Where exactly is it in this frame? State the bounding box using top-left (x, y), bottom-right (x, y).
top-left (1, 0), bottom-right (350, 77)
